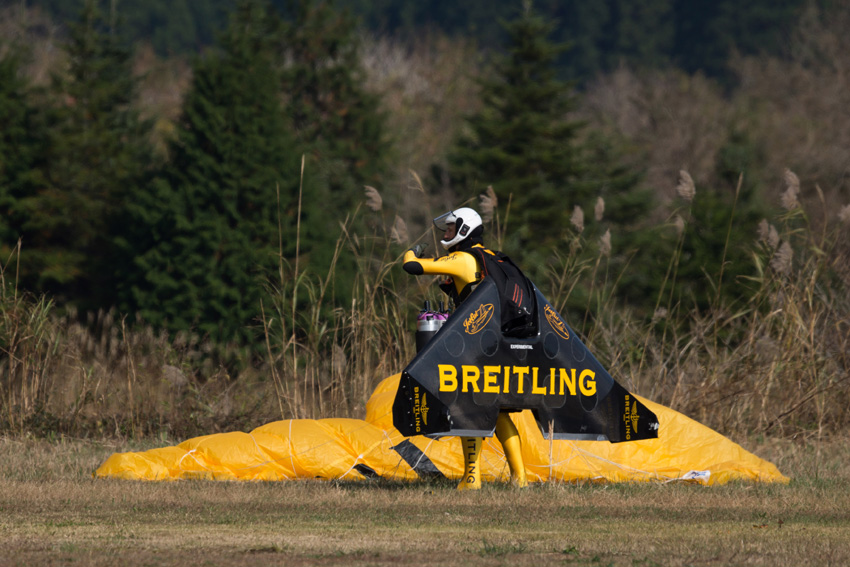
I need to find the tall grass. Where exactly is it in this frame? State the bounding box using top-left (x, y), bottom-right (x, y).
top-left (0, 240), bottom-right (57, 433)
top-left (551, 174), bottom-right (850, 441)
top-left (1, 170), bottom-right (848, 441)
top-left (260, 212), bottom-right (415, 420)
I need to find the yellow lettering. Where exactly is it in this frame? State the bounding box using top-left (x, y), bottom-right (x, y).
top-left (559, 368), bottom-right (577, 396)
top-left (483, 366), bottom-right (500, 393)
top-left (439, 365), bottom-right (457, 392)
top-left (513, 366), bottom-right (528, 394)
top-left (439, 364), bottom-right (596, 398)
top-left (580, 369), bottom-right (597, 396)
top-left (531, 367), bottom-right (546, 395)
top-left (462, 365), bottom-right (480, 393)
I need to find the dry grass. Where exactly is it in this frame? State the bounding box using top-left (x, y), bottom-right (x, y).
top-left (2, 175), bottom-right (848, 441)
top-left (0, 435), bottom-right (848, 567)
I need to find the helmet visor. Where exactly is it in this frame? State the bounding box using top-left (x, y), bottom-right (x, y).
top-left (433, 211), bottom-right (457, 231)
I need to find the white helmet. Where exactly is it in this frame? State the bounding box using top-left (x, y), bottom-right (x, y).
top-left (434, 207), bottom-right (483, 250)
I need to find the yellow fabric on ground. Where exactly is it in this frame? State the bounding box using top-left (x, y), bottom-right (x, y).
top-left (96, 374), bottom-right (788, 485)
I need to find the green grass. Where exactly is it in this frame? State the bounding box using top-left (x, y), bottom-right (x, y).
top-left (0, 435), bottom-right (848, 566)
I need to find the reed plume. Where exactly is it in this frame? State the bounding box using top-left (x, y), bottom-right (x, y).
top-left (676, 170), bottom-right (696, 201)
top-left (570, 205), bottom-right (585, 232)
top-left (364, 186), bottom-right (382, 212)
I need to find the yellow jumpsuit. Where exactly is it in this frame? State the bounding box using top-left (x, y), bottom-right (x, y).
top-left (403, 245), bottom-right (528, 489)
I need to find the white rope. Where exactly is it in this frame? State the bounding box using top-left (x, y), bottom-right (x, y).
top-left (177, 448), bottom-right (214, 474)
top-left (540, 441), bottom-right (660, 482)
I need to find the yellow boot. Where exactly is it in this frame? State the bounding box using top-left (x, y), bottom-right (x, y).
top-left (496, 412), bottom-right (528, 487)
top-left (457, 436), bottom-right (482, 490)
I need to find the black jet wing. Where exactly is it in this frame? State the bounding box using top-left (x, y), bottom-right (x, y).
top-left (392, 278), bottom-right (659, 442)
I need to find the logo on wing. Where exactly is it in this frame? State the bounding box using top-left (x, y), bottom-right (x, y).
top-left (463, 303), bottom-right (494, 335)
top-left (420, 394), bottom-right (429, 425)
top-left (544, 304), bottom-right (570, 340)
top-left (412, 387), bottom-right (429, 432)
top-left (623, 395), bottom-right (640, 440)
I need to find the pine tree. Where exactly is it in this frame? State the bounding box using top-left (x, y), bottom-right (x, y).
top-left (14, 0), bottom-right (154, 310)
top-left (449, 1), bottom-right (583, 252)
top-left (119, 0), bottom-right (300, 346)
top-left (276, 0), bottom-right (387, 190)
top-left (0, 48), bottom-right (47, 258)
top-left (447, 2), bottom-right (651, 278)
top-left (274, 0), bottom-right (389, 275)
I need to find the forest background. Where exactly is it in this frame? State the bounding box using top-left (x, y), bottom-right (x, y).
top-left (0, 0), bottom-right (848, 446)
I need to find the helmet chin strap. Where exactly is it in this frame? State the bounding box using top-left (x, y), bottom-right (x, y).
top-left (440, 228), bottom-right (463, 250)
top-left (442, 226), bottom-right (484, 251)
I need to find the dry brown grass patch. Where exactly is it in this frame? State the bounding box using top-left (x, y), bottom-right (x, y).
top-left (1, 436), bottom-right (849, 566)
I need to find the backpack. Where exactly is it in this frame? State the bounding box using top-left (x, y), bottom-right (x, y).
top-left (469, 247), bottom-right (537, 337)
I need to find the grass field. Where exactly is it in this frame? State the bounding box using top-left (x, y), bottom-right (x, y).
top-left (1, 435), bottom-right (848, 567)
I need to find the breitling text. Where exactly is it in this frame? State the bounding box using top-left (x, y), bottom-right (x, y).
top-left (437, 364), bottom-right (597, 396)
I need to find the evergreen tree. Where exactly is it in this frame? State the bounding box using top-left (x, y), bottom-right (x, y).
top-left (449, 3), bottom-right (581, 254)
top-left (31, 0), bottom-right (230, 55)
top-left (119, 0), bottom-right (300, 346)
top-left (672, 0), bottom-right (806, 81)
top-left (9, 0), bottom-right (154, 310)
top-left (0, 48), bottom-right (47, 258)
top-left (273, 0), bottom-right (389, 274)
top-left (26, 0), bottom-right (811, 83)
top-left (447, 2), bottom-right (651, 278)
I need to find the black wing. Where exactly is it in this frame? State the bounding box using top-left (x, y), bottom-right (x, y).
top-left (392, 278), bottom-right (659, 442)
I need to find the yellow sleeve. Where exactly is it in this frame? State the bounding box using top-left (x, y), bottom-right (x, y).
top-left (402, 250), bottom-right (480, 289)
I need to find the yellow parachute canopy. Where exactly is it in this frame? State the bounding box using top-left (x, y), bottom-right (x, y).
top-left (95, 374), bottom-right (788, 485)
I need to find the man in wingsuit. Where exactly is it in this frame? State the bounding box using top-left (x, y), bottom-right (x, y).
top-left (403, 207), bottom-right (528, 490)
